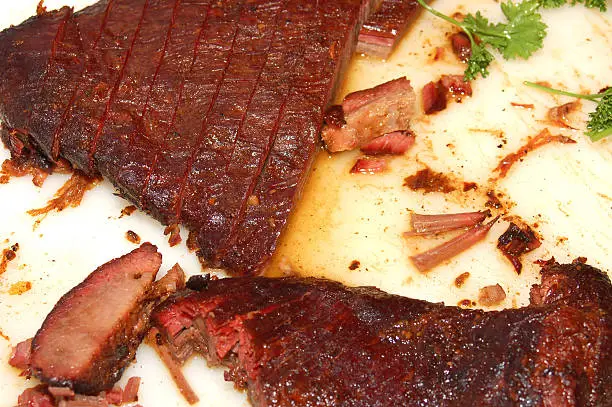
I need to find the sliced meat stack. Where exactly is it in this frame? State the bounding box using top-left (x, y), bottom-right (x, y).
top-left (153, 260), bottom-right (611, 406)
top-left (0, 0), bottom-right (379, 275)
top-left (11, 243), bottom-right (185, 396)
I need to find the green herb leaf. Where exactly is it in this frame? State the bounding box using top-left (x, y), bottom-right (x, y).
top-left (586, 92), bottom-right (612, 141)
top-left (539, 0), bottom-right (607, 12)
top-left (464, 43), bottom-right (495, 81)
top-left (538, 0), bottom-right (566, 7)
top-left (498, 0), bottom-right (547, 59)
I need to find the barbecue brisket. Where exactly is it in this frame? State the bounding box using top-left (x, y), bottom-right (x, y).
top-left (0, 0), bottom-right (377, 275)
top-left (24, 243), bottom-right (184, 395)
top-left (153, 260), bottom-right (611, 406)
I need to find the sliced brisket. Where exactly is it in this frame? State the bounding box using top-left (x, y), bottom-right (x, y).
top-left (153, 261), bottom-right (611, 406)
top-left (357, 0), bottom-right (424, 58)
top-left (27, 243), bottom-right (166, 394)
top-left (0, 0), bottom-right (378, 275)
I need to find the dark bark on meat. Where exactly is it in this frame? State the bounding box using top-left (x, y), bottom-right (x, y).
top-left (152, 261), bottom-right (611, 407)
top-left (497, 222), bottom-right (542, 274)
top-left (29, 243), bottom-right (163, 394)
top-left (0, 0), bottom-right (378, 276)
top-left (357, 0), bottom-right (424, 58)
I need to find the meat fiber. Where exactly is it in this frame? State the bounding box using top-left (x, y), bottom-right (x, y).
top-left (0, 0), bottom-right (379, 275)
top-left (357, 0), bottom-right (423, 58)
top-left (152, 261), bottom-right (611, 407)
top-left (27, 243), bottom-right (164, 394)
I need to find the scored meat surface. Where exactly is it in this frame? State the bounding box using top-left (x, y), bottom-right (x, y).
top-left (153, 260), bottom-right (611, 406)
top-left (0, 0), bottom-right (377, 275)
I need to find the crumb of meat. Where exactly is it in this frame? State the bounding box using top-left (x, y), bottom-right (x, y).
top-left (478, 284), bottom-right (506, 307)
top-left (120, 205), bottom-right (137, 218)
top-left (164, 224), bottom-right (182, 247)
top-left (349, 260), bottom-right (360, 270)
top-left (9, 281), bottom-right (32, 295)
top-left (454, 272), bottom-right (470, 288)
top-left (0, 243), bottom-right (19, 275)
top-left (485, 190), bottom-right (503, 209)
top-left (27, 172), bottom-right (100, 218)
top-left (126, 230), bottom-right (141, 245)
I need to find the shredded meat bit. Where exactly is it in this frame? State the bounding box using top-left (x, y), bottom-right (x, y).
top-left (164, 224), bottom-right (182, 247)
top-left (36, 0), bottom-right (47, 15)
top-left (494, 129), bottom-right (576, 179)
top-left (403, 167), bottom-right (456, 193)
top-left (510, 102), bottom-right (535, 109)
top-left (349, 260), bottom-right (360, 270)
top-left (27, 172), bottom-right (101, 218)
top-left (0, 158), bottom-right (49, 186)
top-left (0, 329), bottom-right (9, 341)
top-left (478, 284), bottom-right (506, 306)
top-left (547, 101), bottom-right (581, 129)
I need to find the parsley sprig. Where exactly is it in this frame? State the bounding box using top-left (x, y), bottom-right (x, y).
top-left (524, 81), bottom-right (612, 141)
top-left (539, 0), bottom-right (607, 11)
top-left (415, 0), bottom-right (547, 80)
top-left (415, 0), bottom-right (607, 81)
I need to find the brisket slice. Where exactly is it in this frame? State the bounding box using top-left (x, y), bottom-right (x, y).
top-left (152, 261), bottom-right (611, 407)
top-left (357, 0), bottom-right (423, 58)
top-left (29, 243), bottom-right (164, 395)
top-left (0, 0), bottom-right (377, 275)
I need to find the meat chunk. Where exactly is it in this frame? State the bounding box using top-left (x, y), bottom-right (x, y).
top-left (450, 32), bottom-right (471, 62)
top-left (360, 130), bottom-right (415, 155)
top-left (152, 261), bottom-right (611, 407)
top-left (497, 222), bottom-right (542, 273)
top-left (322, 77), bottom-right (416, 152)
top-left (422, 75), bottom-right (472, 114)
top-left (0, 0), bottom-right (379, 275)
top-left (29, 243), bottom-right (162, 394)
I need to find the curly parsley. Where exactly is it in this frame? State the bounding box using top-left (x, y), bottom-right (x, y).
top-left (415, 0), bottom-right (606, 80)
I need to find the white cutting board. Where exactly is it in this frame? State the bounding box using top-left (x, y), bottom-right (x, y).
top-left (0, 1), bottom-right (610, 406)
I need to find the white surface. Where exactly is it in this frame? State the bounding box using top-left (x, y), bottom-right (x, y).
top-left (0, 0), bottom-right (611, 406)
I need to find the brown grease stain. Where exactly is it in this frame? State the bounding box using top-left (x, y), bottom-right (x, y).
top-left (454, 272), bottom-right (470, 288)
top-left (403, 167), bottom-right (456, 194)
top-left (8, 281), bottom-right (31, 295)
